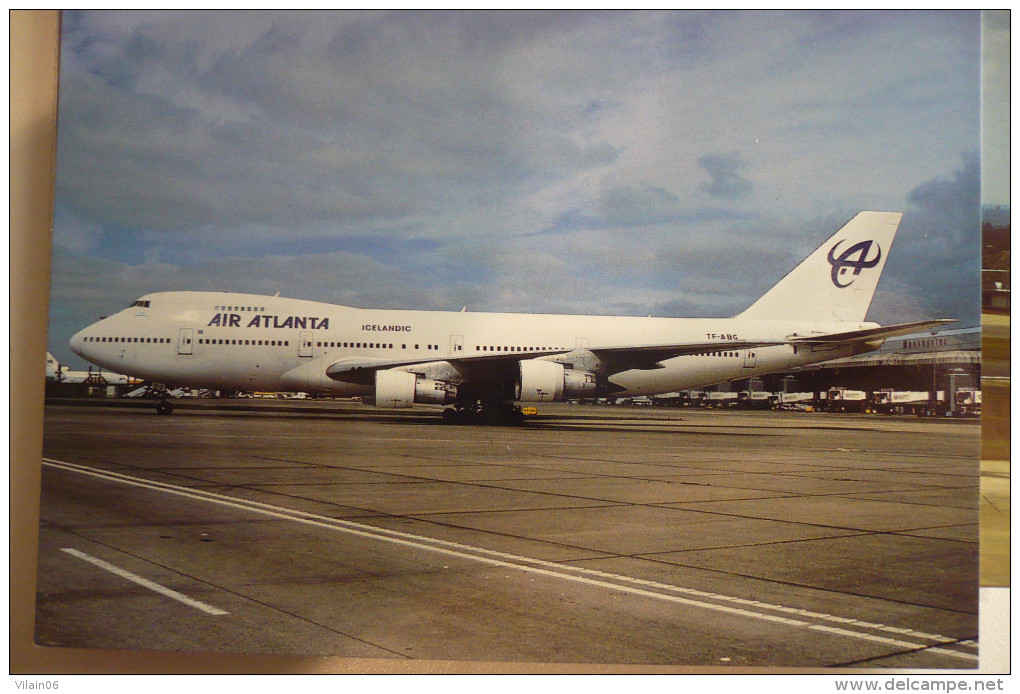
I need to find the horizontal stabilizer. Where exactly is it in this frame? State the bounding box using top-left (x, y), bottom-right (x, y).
top-left (787, 319), bottom-right (956, 345)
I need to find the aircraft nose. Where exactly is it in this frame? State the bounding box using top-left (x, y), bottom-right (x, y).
top-left (69, 329), bottom-right (87, 358)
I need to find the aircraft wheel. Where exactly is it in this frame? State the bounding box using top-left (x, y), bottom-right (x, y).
top-left (155, 400), bottom-right (174, 415)
top-left (442, 408), bottom-right (460, 424)
top-left (494, 404), bottom-right (525, 426)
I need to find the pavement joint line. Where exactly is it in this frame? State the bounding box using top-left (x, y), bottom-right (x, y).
top-left (43, 457), bottom-right (977, 662)
top-left (59, 547), bottom-right (229, 616)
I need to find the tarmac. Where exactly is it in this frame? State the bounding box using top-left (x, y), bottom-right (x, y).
top-left (34, 400), bottom-right (981, 670)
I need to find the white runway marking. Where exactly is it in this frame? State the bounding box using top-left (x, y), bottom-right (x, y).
top-left (60, 547), bottom-right (229, 616)
top-left (44, 457), bottom-right (976, 662)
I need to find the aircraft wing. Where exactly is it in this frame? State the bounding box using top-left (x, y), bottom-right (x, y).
top-left (787, 319), bottom-right (956, 345)
top-left (324, 350), bottom-right (569, 385)
top-left (324, 339), bottom-right (785, 384)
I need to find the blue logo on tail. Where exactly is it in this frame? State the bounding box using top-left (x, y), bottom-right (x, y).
top-left (827, 240), bottom-right (881, 288)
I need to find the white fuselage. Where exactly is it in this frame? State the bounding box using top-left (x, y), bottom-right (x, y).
top-left (70, 291), bottom-right (874, 399)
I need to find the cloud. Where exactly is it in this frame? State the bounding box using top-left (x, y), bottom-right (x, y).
top-left (906, 152), bottom-right (981, 240)
top-left (57, 11), bottom-right (976, 245)
top-left (871, 153), bottom-right (981, 325)
top-left (697, 152), bottom-right (752, 201)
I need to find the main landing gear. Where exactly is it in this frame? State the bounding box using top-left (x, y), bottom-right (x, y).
top-left (441, 402), bottom-right (527, 426)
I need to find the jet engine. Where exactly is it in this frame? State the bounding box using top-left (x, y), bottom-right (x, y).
top-left (515, 359), bottom-right (599, 402)
top-left (375, 369), bottom-right (457, 408)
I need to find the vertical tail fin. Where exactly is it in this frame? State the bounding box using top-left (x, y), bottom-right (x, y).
top-left (736, 211), bottom-right (901, 322)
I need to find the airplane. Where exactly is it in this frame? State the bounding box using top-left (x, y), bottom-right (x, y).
top-left (45, 352), bottom-right (61, 381)
top-left (46, 351), bottom-right (140, 386)
top-left (68, 211), bottom-right (952, 423)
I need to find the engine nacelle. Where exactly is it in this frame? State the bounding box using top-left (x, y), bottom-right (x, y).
top-left (375, 369), bottom-right (457, 408)
top-left (516, 360), bottom-right (599, 402)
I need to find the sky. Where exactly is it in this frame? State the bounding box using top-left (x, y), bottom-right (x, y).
top-left (47, 10), bottom-right (993, 368)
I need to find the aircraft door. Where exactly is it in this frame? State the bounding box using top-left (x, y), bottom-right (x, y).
top-left (178, 328), bottom-right (194, 355)
top-left (450, 334), bottom-right (464, 355)
top-left (299, 331), bottom-right (313, 358)
top-left (743, 349), bottom-right (756, 368)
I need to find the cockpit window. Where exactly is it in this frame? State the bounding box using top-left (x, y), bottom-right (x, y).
top-left (130, 300), bottom-right (151, 308)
